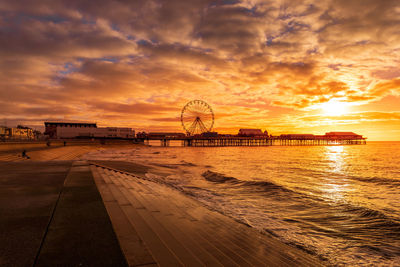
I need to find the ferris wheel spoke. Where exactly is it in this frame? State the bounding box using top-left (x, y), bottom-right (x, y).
top-left (197, 118), bottom-right (209, 133)
top-left (186, 109), bottom-right (200, 116)
top-left (184, 120), bottom-right (195, 129)
top-left (183, 112), bottom-right (199, 119)
top-left (188, 119), bottom-right (198, 135)
top-left (183, 115), bottom-right (197, 121)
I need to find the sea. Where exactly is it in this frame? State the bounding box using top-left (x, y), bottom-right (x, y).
top-left (85, 141), bottom-right (400, 266)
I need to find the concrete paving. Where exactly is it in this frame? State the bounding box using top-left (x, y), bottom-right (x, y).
top-left (0, 161), bottom-right (70, 266)
top-left (0, 160), bottom-right (128, 267)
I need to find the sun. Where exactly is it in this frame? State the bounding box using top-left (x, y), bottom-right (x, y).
top-left (321, 99), bottom-right (349, 116)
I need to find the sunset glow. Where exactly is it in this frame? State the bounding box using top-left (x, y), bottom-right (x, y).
top-left (320, 99), bottom-right (349, 116)
top-left (0, 1), bottom-right (400, 140)
top-left (1, 2), bottom-right (400, 265)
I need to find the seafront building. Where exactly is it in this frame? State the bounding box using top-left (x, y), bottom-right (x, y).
top-left (0, 126), bottom-right (6, 139)
top-left (44, 122), bottom-right (135, 139)
top-left (0, 126), bottom-right (35, 140)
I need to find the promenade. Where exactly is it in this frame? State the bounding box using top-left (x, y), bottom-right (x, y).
top-left (0, 144), bottom-right (325, 266)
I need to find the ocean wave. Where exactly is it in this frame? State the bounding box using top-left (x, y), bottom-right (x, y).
top-left (288, 203), bottom-right (400, 246)
top-left (202, 170), bottom-right (291, 193)
top-left (349, 206), bottom-right (400, 232)
top-left (286, 165), bottom-right (400, 188)
top-left (351, 176), bottom-right (400, 187)
top-left (179, 160), bottom-right (197, 167)
top-left (202, 170), bottom-right (239, 183)
top-left (153, 163), bottom-right (178, 169)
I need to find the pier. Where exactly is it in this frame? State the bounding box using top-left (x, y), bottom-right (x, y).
top-left (144, 134), bottom-right (367, 147)
top-left (182, 136), bottom-right (366, 147)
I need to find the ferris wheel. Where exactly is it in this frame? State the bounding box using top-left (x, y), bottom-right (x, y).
top-left (181, 100), bottom-right (214, 136)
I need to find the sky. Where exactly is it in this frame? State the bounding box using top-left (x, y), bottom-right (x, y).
top-left (0, 0), bottom-right (400, 140)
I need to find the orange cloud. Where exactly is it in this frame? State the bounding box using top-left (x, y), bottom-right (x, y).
top-left (0, 0), bottom-right (400, 139)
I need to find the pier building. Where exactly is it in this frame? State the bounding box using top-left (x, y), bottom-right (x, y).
top-left (324, 132), bottom-right (363, 139)
top-left (238, 129), bottom-right (268, 137)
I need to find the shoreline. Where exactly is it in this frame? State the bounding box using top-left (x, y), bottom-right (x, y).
top-left (0, 141), bottom-right (144, 161)
top-left (0, 144), bottom-right (325, 266)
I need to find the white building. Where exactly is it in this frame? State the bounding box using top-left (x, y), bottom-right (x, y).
top-left (44, 122), bottom-right (135, 139)
top-left (0, 126), bottom-right (35, 140)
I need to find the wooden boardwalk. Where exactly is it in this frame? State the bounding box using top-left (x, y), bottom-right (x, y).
top-left (91, 164), bottom-right (325, 266)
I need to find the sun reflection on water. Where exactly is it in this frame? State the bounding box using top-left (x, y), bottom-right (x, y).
top-left (326, 145), bottom-right (345, 174)
top-left (322, 146), bottom-right (353, 202)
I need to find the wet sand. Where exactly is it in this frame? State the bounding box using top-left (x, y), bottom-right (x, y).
top-left (0, 141), bottom-right (142, 161)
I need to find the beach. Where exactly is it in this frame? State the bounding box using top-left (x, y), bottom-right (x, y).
top-left (0, 142), bottom-right (324, 266)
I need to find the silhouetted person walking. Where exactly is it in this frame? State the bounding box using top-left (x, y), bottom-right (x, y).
top-left (21, 150), bottom-right (30, 159)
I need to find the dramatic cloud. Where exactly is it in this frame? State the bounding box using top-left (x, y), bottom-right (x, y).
top-left (0, 0), bottom-right (400, 139)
